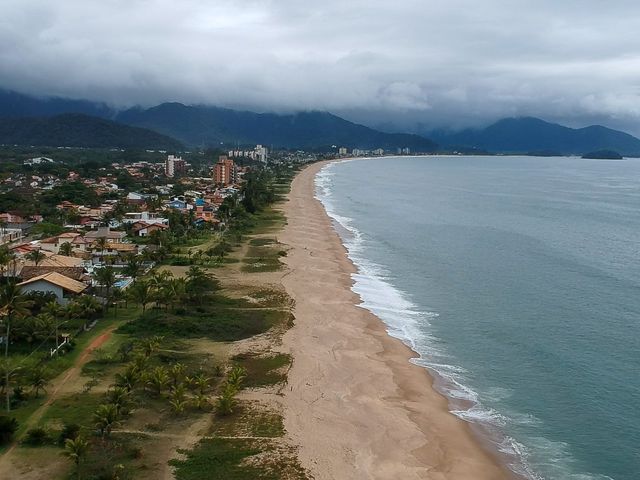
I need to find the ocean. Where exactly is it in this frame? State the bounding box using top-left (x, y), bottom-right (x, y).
top-left (315, 155), bottom-right (640, 480)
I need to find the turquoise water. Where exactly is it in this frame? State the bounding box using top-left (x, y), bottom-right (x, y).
top-left (315, 156), bottom-right (640, 480)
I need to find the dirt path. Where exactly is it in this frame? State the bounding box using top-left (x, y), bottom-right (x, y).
top-left (0, 323), bottom-right (118, 476)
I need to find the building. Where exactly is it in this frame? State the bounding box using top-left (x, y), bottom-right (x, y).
top-left (373, 148), bottom-right (385, 156)
top-left (228, 145), bottom-right (268, 162)
top-left (24, 157), bottom-right (55, 166)
top-left (165, 155), bottom-right (187, 177)
top-left (254, 145), bottom-right (268, 162)
top-left (130, 221), bottom-right (169, 237)
top-left (85, 227), bottom-right (127, 243)
top-left (122, 212), bottom-right (169, 225)
top-left (18, 272), bottom-right (88, 305)
top-left (212, 156), bottom-right (238, 186)
top-left (0, 227), bottom-right (23, 246)
top-left (338, 147), bottom-right (348, 156)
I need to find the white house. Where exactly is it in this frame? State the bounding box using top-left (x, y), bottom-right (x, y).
top-left (18, 272), bottom-right (88, 305)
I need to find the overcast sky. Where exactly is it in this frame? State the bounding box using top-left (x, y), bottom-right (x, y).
top-left (2, 0), bottom-right (640, 133)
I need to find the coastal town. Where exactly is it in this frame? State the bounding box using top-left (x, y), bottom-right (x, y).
top-left (0, 143), bottom-right (321, 479)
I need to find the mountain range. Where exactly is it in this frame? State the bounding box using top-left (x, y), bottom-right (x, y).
top-left (428, 117), bottom-right (640, 156)
top-left (1, 89), bottom-right (640, 155)
top-left (0, 113), bottom-right (182, 150)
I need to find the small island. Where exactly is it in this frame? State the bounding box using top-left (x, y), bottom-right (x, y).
top-left (582, 150), bottom-right (623, 159)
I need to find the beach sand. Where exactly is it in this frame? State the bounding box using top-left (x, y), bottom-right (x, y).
top-left (279, 160), bottom-right (512, 479)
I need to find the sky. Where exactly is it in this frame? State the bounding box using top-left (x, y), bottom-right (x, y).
top-left (2, 0), bottom-right (640, 134)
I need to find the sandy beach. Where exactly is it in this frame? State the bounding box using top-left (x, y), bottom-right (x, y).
top-left (279, 160), bottom-right (512, 479)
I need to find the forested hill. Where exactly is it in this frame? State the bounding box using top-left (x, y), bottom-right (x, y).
top-left (116, 103), bottom-right (438, 150)
top-left (0, 114), bottom-right (183, 150)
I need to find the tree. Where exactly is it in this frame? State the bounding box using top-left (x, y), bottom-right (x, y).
top-left (0, 246), bottom-right (15, 278)
top-left (127, 280), bottom-right (152, 313)
top-left (115, 364), bottom-right (139, 392)
top-left (92, 266), bottom-right (116, 307)
top-left (185, 265), bottom-right (215, 303)
top-left (94, 237), bottom-right (108, 260)
top-left (146, 366), bottom-right (169, 396)
top-left (139, 335), bottom-right (162, 358)
top-left (111, 288), bottom-right (125, 316)
top-left (63, 436), bottom-right (88, 477)
top-left (27, 365), bottom-right (49, 397)
top-left (93, 403), bottom-right (119, 437)
top-left (106, 386), bottom-right (130, 416)
top-left (122, 255), bottom-right (142, 280)
top-left (215, 385), bottom-right (238, 416)
top-left (192, 372), bottom-right (211, 395)
top-left (0, 283), bottom-right (32, 411)
top-left (0, 415), bottom-right (18, 444)
top-left (59, 242), bottom-right (73, 257)
top-left (25, 248), bottom-right (46, 266)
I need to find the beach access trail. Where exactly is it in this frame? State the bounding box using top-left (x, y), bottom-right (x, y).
top-left (278, 161), bottom-right (512, 479)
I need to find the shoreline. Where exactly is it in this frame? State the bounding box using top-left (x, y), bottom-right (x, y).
top-left (279, 160), bottom-right (514, 479)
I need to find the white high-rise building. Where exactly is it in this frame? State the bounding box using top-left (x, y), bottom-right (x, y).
top-left (165, 155), bottom-right (186, 177)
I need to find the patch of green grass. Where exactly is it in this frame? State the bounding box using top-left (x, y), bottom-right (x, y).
top-left (40, 392), bottom-right (103, 429)
top-left (233, 353), bottom-right (292, 388)
top-left (170, 437), bottom-right (308, 480)
top-left (249, 238), bottom-right (276, 247)
top-left (242, 244), bottom-right (284, 273)
top-left (210, 402), bottom-right (284, 438)
top-left (244, 288), bottom-right (294, 309)
top-left (118, 307), bottom-right (286, 342)
top-left (80, 433), bottom-right (146, 480)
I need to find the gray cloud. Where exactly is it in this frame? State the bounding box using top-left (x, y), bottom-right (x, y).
top-left (2, 0), bottom-right (640, 134)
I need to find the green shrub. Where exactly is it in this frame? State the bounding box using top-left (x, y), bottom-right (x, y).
top-left (58, 422), bottom-right (81, 444)
top-left (0, 416), bottom-right (18, 444)
top-left (24, 427), bottom-right (50, 446)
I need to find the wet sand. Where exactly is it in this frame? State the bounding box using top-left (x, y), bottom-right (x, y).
top-left (279, 160), bottom-right (512, 479)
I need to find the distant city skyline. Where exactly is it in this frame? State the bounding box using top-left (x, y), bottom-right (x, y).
top-left (2, 1), bottom-right (640, 135)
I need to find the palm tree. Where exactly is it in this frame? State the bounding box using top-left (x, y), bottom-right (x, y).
top-left (168, 363), bottom-right (185, 388)
top-left (25, 248), bottom-right (46, 266)
top-left (59, 242), bottom-right (73, 257)
top-left (92, 266), bottom-right (116, 307)
top-left (0, 246), bottom-right (14, 278)
top-left (110, 288), bottom-right (124, 316)
top-left (43, 301), bottom-right (65, 355)
top-left (139, 336), bottom-right (162, 358)
top-left (93, 403), bottom-right (119, 437)
top-left (106, 386), bottom-right (130, 415)
top-left (146, 366), bottom-right (169, 396)
top-left (192, 372), bottom-right (211, 395)
top-left (28, 365), bottom-right (49, 397)
top-left (63, 436), bottom-right (88, 478)
top-left (193, 393), bottom-right (210, 411)
top-left (122, 255), bottom-right (141, 280)
top-left (0, 283), bottom-right (32, 411)
top-left (215, 385), bottom-right (238, 416)
top-left (94, 237), bottom-right (108, 261)
top-left (115, 364), bottom-right (139, 392)
top-left (127, 280), bottom-right (152, 313)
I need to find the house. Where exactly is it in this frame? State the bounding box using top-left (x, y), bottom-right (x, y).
top-left (89, 242), bottom-right (138, 264)
top-left (166, 199), bottom-right (188, 210)
top-left (126, 192), bottom-right (157, 205)
top-left (85, 227), bottom-right (127, 243)
top-left (20, 266), bottom-right (86, 282)
top-left (130, 221), bottom-right (169, 237)
top-left (18, 272), bottom-right (88, 305)
top-left (122, 212), bottom-right (168, 226)
top-left (0, 228), bottom-right (23, 246)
